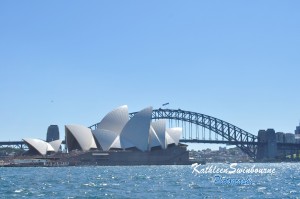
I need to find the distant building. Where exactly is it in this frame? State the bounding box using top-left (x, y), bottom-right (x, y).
top-left (295, 124), bottom-right (300, 141)
top-left (46, 125), bottom-right (59, 142)
top-left (295, 123), bottom-right (300, 134)
top-left (285, 133), bottom-right (296, 143)
top-left (219, 146), bottom-right (226, 152)
top-left (257, 129), bottom-right (277, 160)
top-left (258, 130), bottom-right (267, 142)
top-left (276, 132), bottom-right (284, 143)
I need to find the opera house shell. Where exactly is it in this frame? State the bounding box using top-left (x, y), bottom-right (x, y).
top-left (22, 138), bottom-right (62, 156)
top-left (65, 105), bottom-right (183, 153)
top-left (65, 125), bottom-right (97, 151)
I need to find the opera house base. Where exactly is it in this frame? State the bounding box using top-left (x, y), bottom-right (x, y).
top-left (68, 145), bottom-right (190, 166)
top-left (5, 145), bottom-right (191, 167)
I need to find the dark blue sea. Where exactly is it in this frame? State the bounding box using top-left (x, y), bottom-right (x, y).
top-left (1, 163), bottom-right (299, 198)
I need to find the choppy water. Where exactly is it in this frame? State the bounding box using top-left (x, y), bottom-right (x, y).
top-left (0, 163), bottom-right (300, 198)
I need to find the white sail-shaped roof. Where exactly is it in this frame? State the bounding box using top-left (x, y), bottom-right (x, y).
top-left (149, 126), bottom-right (162, 149)
top-left (23, 138), bottom-right (55, 155)
top-left (120, 106), bottom-right (153, 151)
top-left (46, 143), bottom-right (55, 152)
top-left (166, 127), bottom-right (182, 145)
top-left (97, 105), bottom-right (129, 134)
top-left (65, 125), bottom-right (97, 151)
top-left (92, 129), bottom-right (119, 151)
top-left (109, 135), bottom-right (135, 149)
top-left (151, 120), bottom-right (166, 149)
top-left (92, 105), bottom-right (129, 151)
top-left (110, 135), bottom-right (121, 149)
top-left (48, 139), bottom-right (62, 152)
top-left (166, 132), bottom-right (175, 145)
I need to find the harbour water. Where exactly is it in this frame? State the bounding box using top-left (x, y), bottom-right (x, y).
top-left (1, 163), bottom-right (300, 198)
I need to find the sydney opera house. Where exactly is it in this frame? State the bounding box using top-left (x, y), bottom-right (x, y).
top-left (20, 105), bottom-right (190, 165)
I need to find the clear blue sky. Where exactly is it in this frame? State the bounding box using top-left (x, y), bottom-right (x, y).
top-left (0, 1), bottom-right (299, 150)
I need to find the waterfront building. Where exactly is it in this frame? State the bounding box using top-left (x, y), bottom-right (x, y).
top-left (65, 105), bottom-right (182, 152)
top-left (19, 105), bottom-right (189, 165)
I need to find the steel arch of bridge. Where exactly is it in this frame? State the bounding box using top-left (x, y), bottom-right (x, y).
top-left (131, 109), bottom-right (258, 159)
top-left (89, 108), bottom-right (258, 159)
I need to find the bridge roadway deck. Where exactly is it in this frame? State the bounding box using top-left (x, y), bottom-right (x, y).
top-left (179, 139), bottom-right (258, 145)
top-left (0, 140), bottom-right (257, 146)
top-left (1, 140), bottom-right (300, 148)
top-left (0, 141), bottom-right (24, 145)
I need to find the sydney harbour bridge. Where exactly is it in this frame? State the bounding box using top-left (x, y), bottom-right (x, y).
top-left (1, 108), bottom-right (300, 160)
